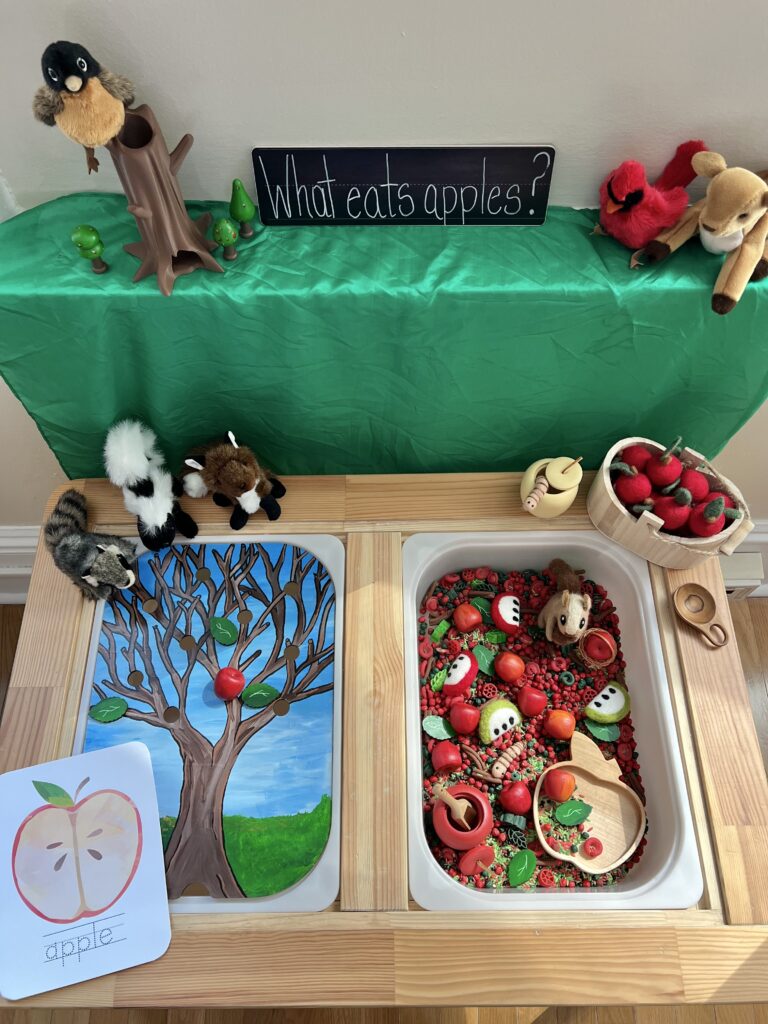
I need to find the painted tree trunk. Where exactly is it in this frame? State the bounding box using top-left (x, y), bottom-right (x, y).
top-left (107, 104), bottom-right (222, 297)
top-left (164, 749), bottom-right (243, 899)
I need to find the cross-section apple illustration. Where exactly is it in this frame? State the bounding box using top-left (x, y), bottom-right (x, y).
top-left (11, 778), bottom-right (142, 923)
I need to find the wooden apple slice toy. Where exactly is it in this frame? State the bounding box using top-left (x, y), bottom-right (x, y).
top-left (533, 731), bottom-right (645, 875)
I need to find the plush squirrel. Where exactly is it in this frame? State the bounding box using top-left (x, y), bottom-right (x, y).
top-left (104, 420), bottom-right (198, 551)
top-left (32, 41), bottom-right (135, 174)
top-left (44, 488), bottom-right (137, 600)
top-left (181, 431), bottom-right (286, 530)
top-left (538, 558), bottom-right (591, 646)
top-left (637, 151), bottom-right (768, 314)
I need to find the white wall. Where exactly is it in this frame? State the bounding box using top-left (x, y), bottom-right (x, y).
top-left (1, 0), bottom-right (767, 524)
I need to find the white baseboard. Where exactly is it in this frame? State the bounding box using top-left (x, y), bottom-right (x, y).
top-left (0, 526), bottom-right (39, 603)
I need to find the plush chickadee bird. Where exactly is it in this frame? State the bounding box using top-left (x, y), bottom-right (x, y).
top-left (32, 41), bottom-right (135, 174)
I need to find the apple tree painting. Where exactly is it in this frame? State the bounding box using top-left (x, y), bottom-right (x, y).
top-left (83, 542), bottom-right (336, 900)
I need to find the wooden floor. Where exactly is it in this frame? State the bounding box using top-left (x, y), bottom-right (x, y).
top-left (1, 602), bottom-right (767, 1021)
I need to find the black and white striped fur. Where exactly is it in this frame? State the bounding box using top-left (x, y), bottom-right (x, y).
top-left (44, 489), bottom-right (137, 600)
top-left (104, 420), bottom-right (198, 551)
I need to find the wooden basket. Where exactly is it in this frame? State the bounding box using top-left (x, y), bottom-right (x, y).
top-left (587, 437), bottom-right (754, 569)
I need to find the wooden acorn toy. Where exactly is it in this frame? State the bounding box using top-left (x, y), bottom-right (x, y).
top-left (521, 456), bottom-right (583, 519)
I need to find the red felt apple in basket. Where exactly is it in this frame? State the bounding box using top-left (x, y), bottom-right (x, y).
top-left (645, 437), bottom-right (683, 488)
top-left (610, 462), bottom-right (652, 506)
top-left (689, 496), bottom-right (742, 538)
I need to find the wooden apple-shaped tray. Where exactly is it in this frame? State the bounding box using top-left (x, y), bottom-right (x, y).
top-left (533, 731), bottom-right (646, 875)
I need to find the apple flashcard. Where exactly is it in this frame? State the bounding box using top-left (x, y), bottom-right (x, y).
top-left (0, 742), bottom-right (171, 1000)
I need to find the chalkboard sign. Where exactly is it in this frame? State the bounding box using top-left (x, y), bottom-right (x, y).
top-left (251, 147), bottom-right (555, 227)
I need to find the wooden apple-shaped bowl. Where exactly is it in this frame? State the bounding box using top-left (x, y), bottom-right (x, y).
top-left (533, 732), bottom-right (646, 875)
top-left (432, 784), bottom-right (493, 850)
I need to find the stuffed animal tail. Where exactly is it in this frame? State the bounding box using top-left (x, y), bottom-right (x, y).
top-left (653, 140), bottom-right (707, 192)
top-left (44, 488), bottom-right (88, 551)
top-left (104, 419), bottom-right (162, 487)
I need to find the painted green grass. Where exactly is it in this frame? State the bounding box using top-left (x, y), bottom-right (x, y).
top-left (160, 795), bottom-right (332, 897)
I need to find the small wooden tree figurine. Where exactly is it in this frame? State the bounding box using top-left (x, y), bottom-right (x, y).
top-left (213, 217), bottom-right (239, 261)
top-left (71, 224), bottom-right (108, 274)
top-left (229, 178), bottom-right (257, 239)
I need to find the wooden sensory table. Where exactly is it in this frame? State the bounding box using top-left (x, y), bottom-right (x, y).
top-left (1, 474), bottom-right (767, 1009)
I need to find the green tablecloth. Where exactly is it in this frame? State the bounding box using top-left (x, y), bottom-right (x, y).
top-left (0, 192), bottom-right (766, 479)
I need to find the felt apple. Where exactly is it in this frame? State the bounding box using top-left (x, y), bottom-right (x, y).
top-left (449, 701), bottom-right (481, 735)
top-left (543, 768), bottom-right (576, 803)
top-left (679, 466), bottom-right (710, 502)
top-left (432, 740), bottom-right (462, 773)
top-left (543, 709), bottom-right (576, 740)
top-left (637, 488), bottom-right (691, 532)
top-left (490, 594), bottom-right (521, 635)
top-left (705, 489), bottom-right (736, 509)
top-left (610, 462), bottom-right (652, 506)
top-left (498, 781), bottom-right (532, 815)
top-left (453, 603), bottom-right (482, 633)
top-left (645, 439), bottom-right (683, 488)
top-left (214, 666), bottom-right (246, 701)
top-left (516, 683), bottom-right (548, 718)
top-left (620, 444), bottom-right (652, 472)
top-left (494, 651), bottom-right (525, 685)
top-left (688, 496), bottom-right (742, 538)
top-left (12, 779), bottom-right (142, 924)
top-left (443, 652), bottom-right (479, 697)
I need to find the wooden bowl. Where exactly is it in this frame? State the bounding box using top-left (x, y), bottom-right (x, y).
top-left (533, 732), bottom-right (646, 875)
top-left (587, 437), bottom-right (753, 568)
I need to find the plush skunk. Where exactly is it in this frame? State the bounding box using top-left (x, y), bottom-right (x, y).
top-left (44, 488), bottom-right (137, 600)
top-left (104, 419), bottom-right (198, 551)
top-left (181, 431), bottom-right (286, 530)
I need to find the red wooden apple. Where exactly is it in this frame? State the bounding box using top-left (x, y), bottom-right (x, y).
top-left (453, 603), bottom-right (482, 632)
top-left (490, 594), bottom-right (521, 635)
top-left (498, 780), bottom-right (532, 815)
top-left (214, 667), bottom-right (246, 700)
top-left (543, 768), bottom-right (576, 803)
top-left (543, 709), bottom-right (576, 740)
top-left (516, 684), bottom-right (548, 718)
top-left (432, 740), bottom-right (462, 773)
top-left (495, 651), bottom-right (525, 685)
top-left (449, 701), bottom-right (481, 735)
top-left (12, 780), bottom-right (142, 923)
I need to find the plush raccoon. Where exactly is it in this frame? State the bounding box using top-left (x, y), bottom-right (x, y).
top-left (44, 489), bottom-right (137, 600)
top-left (181, 431), bottom-right (286, 530)
top-left (104, 419), bottom-right (198, 551)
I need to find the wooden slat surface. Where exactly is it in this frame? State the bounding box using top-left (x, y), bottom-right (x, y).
top-left (665, 559), bottom-right (768, 925)
top-left (342, 533), bottom-right (408, 910)
top-left (1, 475), bottom-right (767, 1007)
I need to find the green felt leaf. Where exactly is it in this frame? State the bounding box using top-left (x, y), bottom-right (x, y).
top-left (506, 848), bottom-right (536, 887)
top-left (585, 719), bottom-right (621, 742)
top-left (430, 667), bottom-right (447, 692)
top-left (88, 697), bottom-right (129, 724)
top-left (430, 619), bottom-right (449, 644)
top-left (422, 715), bottom-right (457, 740)
top-left (32, 780), bottom-right (74, 807)
top-left (555, 800), bottom-right (592, 826)
top-left (473, 645), bottom-right (495, 675)
top-left (209, 616), bottom-right (238, 645)
top-left (470, 597), bottom-right (493, 623)
top-left (484, 629), bottom-right (507, 645)
top-left (241, 683), bottom-right (280, 708)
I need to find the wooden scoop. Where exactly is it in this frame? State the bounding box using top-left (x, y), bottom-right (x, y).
top-left (673, 582), bottom-right (730, 648)
top-left (433, 782), bottom-right (476, 831)
top-left (533, 731), bottom-right (646, 875)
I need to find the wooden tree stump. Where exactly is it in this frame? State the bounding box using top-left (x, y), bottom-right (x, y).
top-left (107, 104), bottom-right (222, 296)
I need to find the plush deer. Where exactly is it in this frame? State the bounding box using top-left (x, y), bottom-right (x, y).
top-left (635, 151), bottom-right (768, 315)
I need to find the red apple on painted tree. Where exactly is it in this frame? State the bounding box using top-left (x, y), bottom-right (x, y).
top-left (215, 667), bottom-right (246, 700)
top-left (12, 779), bottom-right (142, 924)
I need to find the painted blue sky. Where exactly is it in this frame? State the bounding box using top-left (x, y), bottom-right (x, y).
top-left (83, 542), bottom-right (335, 819)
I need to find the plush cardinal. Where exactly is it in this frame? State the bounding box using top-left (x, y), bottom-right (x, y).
top-left (598, 140), bottom-right (707, 250)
